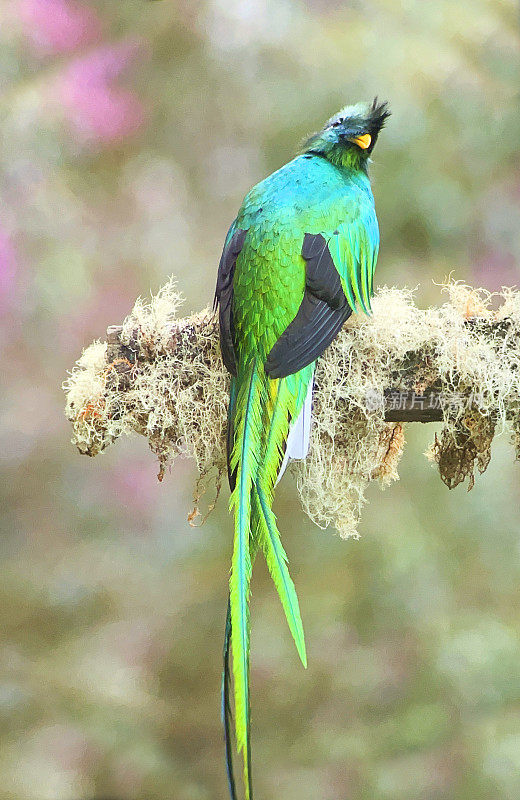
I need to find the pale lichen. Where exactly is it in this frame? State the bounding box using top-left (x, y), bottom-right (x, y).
top-left (64, 279), bottom-right (520, 538)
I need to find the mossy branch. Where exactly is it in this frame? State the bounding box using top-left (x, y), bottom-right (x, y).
top-left (64, 279), bottom-right (520, 538)
top-left (104, 322), bottom-right (444, 422)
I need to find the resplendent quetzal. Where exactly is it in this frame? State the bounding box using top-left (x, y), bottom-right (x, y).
top-left (215, 98), bottom-right (390, 799)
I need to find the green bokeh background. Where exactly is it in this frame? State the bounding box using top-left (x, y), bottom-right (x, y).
top-left (1, 1), bottom-right (520, 798)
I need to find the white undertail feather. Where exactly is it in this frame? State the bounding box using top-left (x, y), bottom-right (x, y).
top-left (276, 375), bottom-right (314, 484)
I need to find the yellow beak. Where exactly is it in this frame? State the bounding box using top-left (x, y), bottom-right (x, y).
top-left (349, 133), bottom-right (371, 150)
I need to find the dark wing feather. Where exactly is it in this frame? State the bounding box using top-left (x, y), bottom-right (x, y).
top-left (214, 226), bottom-right (247, 376)
top-left (301, 232), bottom-right (346, 309)
top-left (265, 233), bottom-right (352, 379)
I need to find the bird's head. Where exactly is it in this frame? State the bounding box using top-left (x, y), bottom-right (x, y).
top-left (303, 98), bottom-right (390, 170)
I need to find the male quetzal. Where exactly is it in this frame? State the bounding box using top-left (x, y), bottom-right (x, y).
top-left (214, 98), bottom-right (389, 799)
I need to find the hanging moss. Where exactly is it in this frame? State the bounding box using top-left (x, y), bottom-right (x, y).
top-left (64, 279), bottom-right (520, 538)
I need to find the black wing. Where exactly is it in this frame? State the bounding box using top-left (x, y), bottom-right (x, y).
top-left (214, 225), bottom-right (247, 376)
top-left (264, 233), bottom-right (352, 379)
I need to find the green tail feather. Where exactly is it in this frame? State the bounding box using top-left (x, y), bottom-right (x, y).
top-left (228, 359), bottom-right (264, 800)
top-left (254, 488), bottom-right (306, 666)
top-left (226, 364), bottom-right (310, 799)
top-left (222, 599), bottom-right (237, 800)
top-left (222, 553), bottom-right (260, 800)
top-left (253, 378), bottom-right (308, 666)
top-left (223, 381), bottom-right (238, 800)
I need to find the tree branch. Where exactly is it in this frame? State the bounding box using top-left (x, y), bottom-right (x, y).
top-left (104, 323), bottom-right (446, 422)
top-left (63, 281), bottom-right (520, 537)
top-left (105, 324), bottom-right (446, 422)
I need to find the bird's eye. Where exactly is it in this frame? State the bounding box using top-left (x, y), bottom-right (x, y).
top-left (331, 117), bottom-right (343, 128)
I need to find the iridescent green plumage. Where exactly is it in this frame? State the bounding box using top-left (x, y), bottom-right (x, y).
top-left (215, 98), bottom-right (389, 799)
